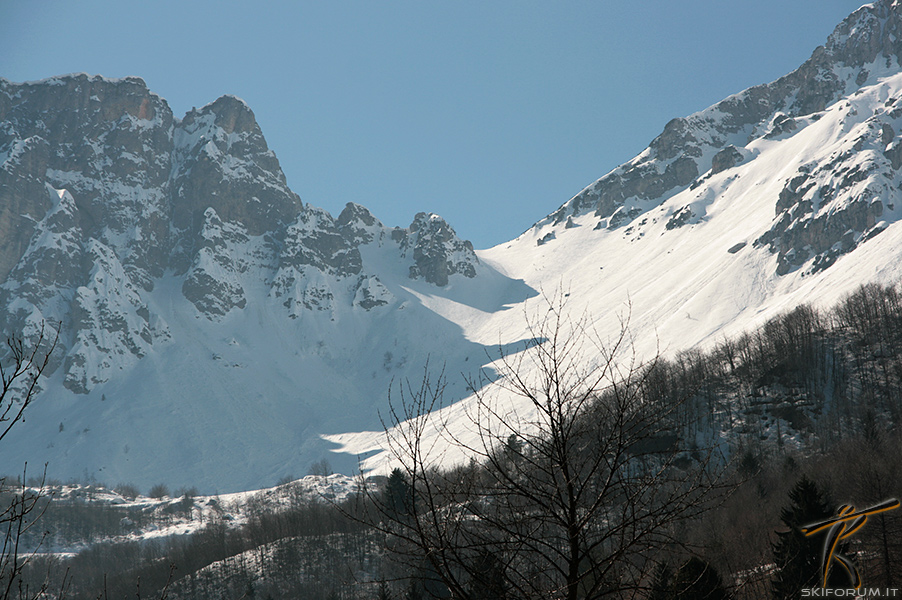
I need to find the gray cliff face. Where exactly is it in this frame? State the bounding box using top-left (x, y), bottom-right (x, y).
top-left (0, 135), bottom-right (53, 286)
top-left (337, 202), bottom-right (381, 245)
top-left (269, 206), bottom-right (362, 317)
top-left (710, 145), bottom-right (744, 175)
top-left (0, 75), bottom-right (176, 385)
top-left (280, 206), bottom-right (363, 279)
top-left (0, 75), bottom-right (174, 291)
top-left (181, 208), bottom-right (253, 318)
top-left (392, 212), bottom-right (479, 287)
top-left (0, 75), bottom-right (479, 393)
top-left (541, 0), bottom-right (902, 276)
top-left (171, 95), bottom-right (301, 244)
top-left (754, 110), bottom-right (893, 276)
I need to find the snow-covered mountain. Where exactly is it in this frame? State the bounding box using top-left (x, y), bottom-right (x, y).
top-left (0, 74), bottom-right (533, 492)
top-left (5, 0), bottom-right (902, 491)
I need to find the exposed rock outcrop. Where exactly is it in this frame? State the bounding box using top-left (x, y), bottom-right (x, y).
top-left (393, 213), bottom-right (478, 287)
top-left (0, 75), bottom-right (478, 392)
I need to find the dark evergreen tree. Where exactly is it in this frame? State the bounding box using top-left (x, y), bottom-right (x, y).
top-left (771, 476), bottom-right (835, 599)
top-left (383, 468), bottom-right (413, 520)
top-left (404, 579), bottom-right (424, 600)
top-left (468, 551), bottom-right (507, 600)
top-left (243, 577), bottom-right (256, 599)
top-left (376, 580), bottom-right (393, 600)
top-left (671, 557), bottom-right (729, 600)
top-left (648, 562), bottom-right (673, 600)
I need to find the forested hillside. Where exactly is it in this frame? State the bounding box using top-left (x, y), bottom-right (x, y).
top-left (6, 282), bottom-right (902, 599)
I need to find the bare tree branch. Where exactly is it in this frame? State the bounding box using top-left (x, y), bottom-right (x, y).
top-left (357, 293), bottom-right (734, 600)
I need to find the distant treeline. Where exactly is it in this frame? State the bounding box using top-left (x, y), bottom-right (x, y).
top-left (646, 281), bottom-right (902, 448)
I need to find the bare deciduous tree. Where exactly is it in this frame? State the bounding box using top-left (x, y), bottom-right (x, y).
top-left (0, 324), bottom-right (57, 445)
top-left (362, 296), bottom-right (732, 600)
top-left (0, 324), bottom-right (59, 599)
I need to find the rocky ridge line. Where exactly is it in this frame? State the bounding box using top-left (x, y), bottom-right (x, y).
top-left (0, 74), bottom-right (479, 392)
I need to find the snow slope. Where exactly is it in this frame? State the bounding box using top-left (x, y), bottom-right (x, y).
top-left (332, 9), bottom-right (902, 472)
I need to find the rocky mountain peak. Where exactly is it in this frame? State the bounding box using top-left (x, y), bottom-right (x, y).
top-left (177, 94), bottom-right (262, 141)
top-left (171, 94), bottom-right (300, 241)
top-left (337, 202), bottom-right (383, 245)
top-left (399, 212), bottom-right (478, 287)
top-left (1, 74), bottom-right (175, 294)
top-left (0, 74), bottom-right (484, 399)
top-left (194, 94), bottom-right (257, 135)
top-left (823, 0), bottom-right (900, 68)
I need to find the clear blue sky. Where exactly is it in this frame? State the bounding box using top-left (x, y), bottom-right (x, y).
top-left (2, 1), bottom-right (864, 249)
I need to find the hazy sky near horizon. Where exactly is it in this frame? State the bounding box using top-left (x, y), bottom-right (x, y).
top-left (2, 1), bottom-right (864, 248)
